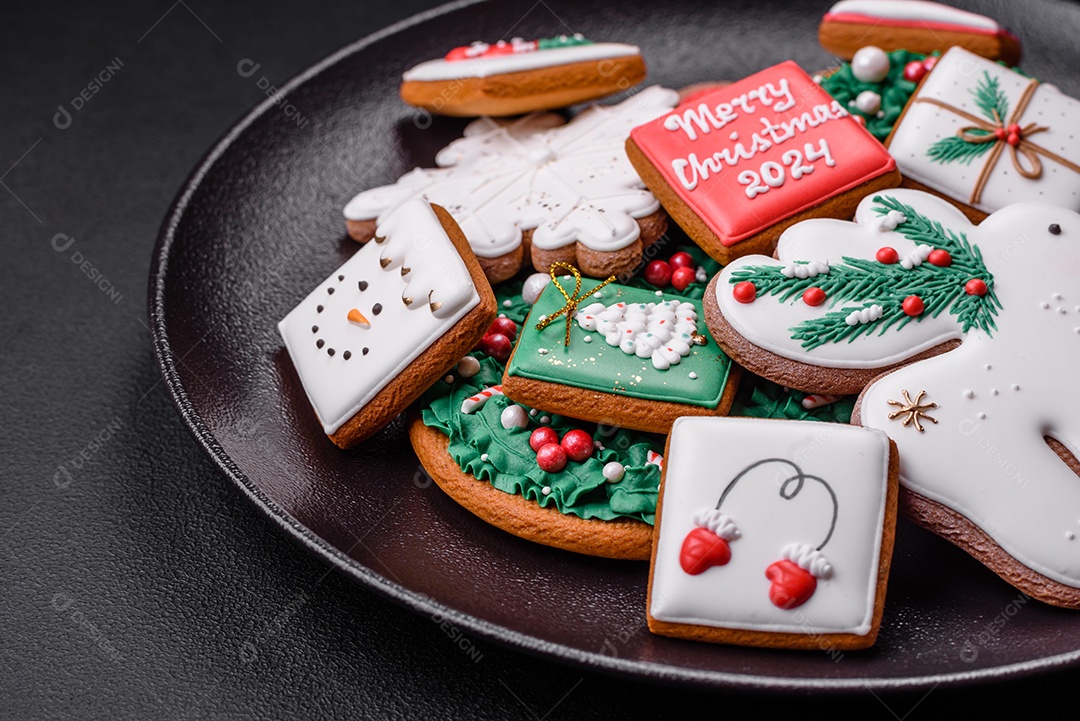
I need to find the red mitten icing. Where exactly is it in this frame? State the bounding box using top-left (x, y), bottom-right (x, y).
top-left (766, 560), bottom-right (817, 609)
top-left (679, 527), bottom-right (732, 575)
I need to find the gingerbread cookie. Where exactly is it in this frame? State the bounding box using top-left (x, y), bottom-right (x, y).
top-left (278, 200), bottom-right (496, 448)
top-left (344, 86), bottom-right (679, 283)
top-left (400, 34), bottom-right (646, 117)
top-left (502, 270), bottom-right (739, 434)
top-left (648, 417), bottom-right (899, 650)
top-left (626, 61), bottom-right (900, 264)
top-left (887, 47), bottom-right (1080, 220)
top-left (819, 0), bottom-right (1020, 65)
top-left (412, 354), bottom-right (662, 560)
top-left (705, 189), bottom-right (998, 395)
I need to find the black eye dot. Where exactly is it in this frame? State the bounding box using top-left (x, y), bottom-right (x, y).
top-left (316, 339), bottom-right (324, 349)
top-left (358, 280), bottom-right (368, 291)
top-left (343, 350), bottom-right (352, 360)
top-left (316, 305), bottom-right (324, 313)
top-left (327, 287), bottom-right (335, 295)
top-left (327, 348), bottom-right (335, 357)
top-left (338, 275), bottom-right (344, 281)
top-left (311, 325), bottom-right (318, 333)
top-left (1049, 223), bottom-right (1062, 235)
top-left (372, 303), bottom-right (382, 315)
top-left (362, 347), bottom-right (369, 355)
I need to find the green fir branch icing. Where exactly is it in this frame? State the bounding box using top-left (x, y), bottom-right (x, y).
top-left (926, 71), bottom-right (1009, 167)
top-left (728, 195), bottom-right (1001, 350)
top-left (972, 71), bottom-right (1009, 123)
top-left (926, 132), bottom-right (995, 165)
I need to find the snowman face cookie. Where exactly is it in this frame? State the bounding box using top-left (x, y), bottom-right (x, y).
top-left (279, 200), bottom-right (496, 448)
top-left (648, 417), bottom-right (898, 650)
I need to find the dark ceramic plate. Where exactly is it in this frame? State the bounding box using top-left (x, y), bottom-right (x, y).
top-left (149, 0), bottom-right (1080, 691)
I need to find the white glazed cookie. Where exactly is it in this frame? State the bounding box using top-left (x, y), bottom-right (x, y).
top-left (344, 86), bottom-right (679, 282)
top-left (279, 200), bottom-right (495, 448)
top-left (888, 47), bottom-right (1080, 218)
top-left (647, 417), bottom-right (898, 650)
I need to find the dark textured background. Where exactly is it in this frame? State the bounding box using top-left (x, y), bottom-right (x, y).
top-left (5, 0), bottom-right (1080, 717)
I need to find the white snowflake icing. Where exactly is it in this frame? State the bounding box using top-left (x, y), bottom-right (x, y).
top-left (575, 298), bottom-right (698, 370)
top-left (343, 86), bottom-right (680, 260)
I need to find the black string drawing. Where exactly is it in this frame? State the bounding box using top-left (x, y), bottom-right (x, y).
top-left (713, 458), bottom-right (838, 552)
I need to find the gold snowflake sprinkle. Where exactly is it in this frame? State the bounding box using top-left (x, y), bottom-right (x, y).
top-left (887, 390), bottom-right (939, 432)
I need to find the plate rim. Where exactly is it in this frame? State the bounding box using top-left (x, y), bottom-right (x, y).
top-left (146, 0), bottom-right (1080, 692)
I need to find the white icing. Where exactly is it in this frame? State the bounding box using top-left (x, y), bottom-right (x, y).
top-left (876, 209), bottom-right (907, 232)
top-left (650, 418), bottom-right (891, 635)
top-left (574, 299), bottom-right (698, 370)
top-left (402, 42), bottom-right (641, 82)
top-left (781, 542), bottom-right (834, 579)
top-left (278, 200), bottom-right (480, 435)
top-left (899, 243), bottom-right (932, 269)
top-left (826, 0), bottom-right (1000, 31)
top-left (781, 260), bottom-right (829, 279)
top-left (717, 190), bottom-right (981, 368)
top-left (692, 508), bottom-right (741, 541)
top-left (845, 304), bottom-right (883, 326)
top-left (344, 86), bottom-right (680, 258)
top-left (889, 48), bottom-right (1080, 215)
top-left (857, 200), bottom-right (1080, 589)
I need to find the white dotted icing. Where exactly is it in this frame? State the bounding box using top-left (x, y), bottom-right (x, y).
top-left (575, 299), bottom-right (698, 370)
top-left (844, 304), bottom-right (883, 326)
top-left (781, 260), bottom-right (830, 279)
top-left (899, 244), bottom-right (933, 270)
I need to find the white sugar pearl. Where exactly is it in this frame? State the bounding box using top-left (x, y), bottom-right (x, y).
top-left (457, 355), bottom-right (481, 378)
top-left (500, 404), bottom-right (529, 430)
top-left (539, 415), bottom-right (551, 424)
top-left (602, 462), bottom-right (625, 483)
top-left (502, 299), bottom-right (512, 308)
top-left (851, 46), bottom-right (890, 83)
top-left (855, 90), bottom-right (882, 114)
top-left (541, 485), bottom-right (551, 495)
top-left (583, 335), bottom-right (593, 343)
top-left (521, 272), bottom-right (551, 304)
top-left (480, 453), bottom-right (489, 461)
top-left (444, 375), bottom-right (454, 384)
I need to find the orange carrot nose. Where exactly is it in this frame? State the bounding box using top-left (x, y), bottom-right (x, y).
top-left (347, 308), bottom-right (370, 327)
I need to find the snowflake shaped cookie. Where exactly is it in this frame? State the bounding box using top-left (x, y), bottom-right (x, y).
top-left (344, 86), bottom-right (680, 281)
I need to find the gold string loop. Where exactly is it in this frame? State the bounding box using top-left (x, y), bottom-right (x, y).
top-left (534, 262), bottom-right (616, 346)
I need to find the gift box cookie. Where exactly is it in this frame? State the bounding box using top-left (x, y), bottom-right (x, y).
top-left (627, 61), bottom-right (900, 264)
top-left (344, 86), bottom-right (679, 283)
top-left (279, 200), bottom-right (496, 448)
top-left (501, 270), bottom-right (739, 434)
top-left (887, 47), bottom-right (1080, 219)
top-left (648, 417), bottom-right (899, 650)
top-left (400, 34), bottom-right (646, 117)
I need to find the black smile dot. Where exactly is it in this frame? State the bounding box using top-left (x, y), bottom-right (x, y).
top-left (316, 305), bottom-right (324, 313)
top-left (1050, 223), bottom-right (1062, 235)
top-left (327, 287), bottom-right (335, 295)
top-left (372, 303), bottom-right (382, 315)
top-left (343, 350), bottom-right (352, 360)
top-left (338, 274), bottom-right (345, 281)
top-left (362, 347), bottom-right (369, 355)
top-left (327, 348), bottom-right (335, 357)
top-left (311, 325), bottom-right (318, 333)
top-left (316, 339), bottom-right (325, 349)
top-left (358, 280), bottom-right (368, 291)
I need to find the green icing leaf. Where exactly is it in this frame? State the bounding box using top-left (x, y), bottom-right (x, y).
top-left (926, 133), bottom-right (995, 165)
top-left (731, 376), bottom-right (854, 423)
top-left (972, 71), bottom-right (1009, 124)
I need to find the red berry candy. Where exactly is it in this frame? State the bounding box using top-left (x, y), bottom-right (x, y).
top-left (802, 287), bottom-right (827, 307)
top-left (876, 246), bottom-right (899, 264)
top-left (923, 55), bottom-right (938, 71)
top-left (927, 249), bottom-right (952, 267)
top-left (481, 332), bottom-right (513, 362)
top-left (994, 126), bottom-right (1007, 140)
top-left (965, 278), bottom-right (989, 296)
top-left (560, 429), bottom-right (594, 463)
top-left (488, 317), bottom-right (518, 341)
top-left (644, 259), bottom-right (673, 287)
top-left (529, 426), bottom-right (559, 452)
top-left (1007, 132), bottom-right (1020, 146)
top-left (903, 60), bottom-right (927, 83)
top-left (902, 295), bottom-right (925, 317)
top-left (670, 266), bottom-right (697, 292)
top-left (732, 281), bottom-right (756, 304)
top-left (669, 251), bottom-right (695, 270)
top-left (536, 443), bottom-right (567, 473)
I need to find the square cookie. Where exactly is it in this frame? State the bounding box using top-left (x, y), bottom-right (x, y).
top-left (887, 46), bottom-right (1080, 219)
top-left (278, 200), bottom-right (496, 448)
top-left (501, 279), bottom-right (738, 434)
top-left (648, 417), bottom-right (898, 650)
top-left (627, 61), bottom-right (900, 263)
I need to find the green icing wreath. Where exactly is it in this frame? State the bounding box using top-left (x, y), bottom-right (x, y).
top-left (820, 49), bottom-right (927, 142)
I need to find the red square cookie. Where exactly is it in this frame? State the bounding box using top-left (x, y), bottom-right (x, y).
top-left (626, 61), bottom-right (900, 263)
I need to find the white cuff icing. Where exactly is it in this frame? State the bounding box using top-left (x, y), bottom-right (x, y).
top-left (781, 542), bottom-right (833, 579)
top-left (692, 508), bottom-right (740, 541)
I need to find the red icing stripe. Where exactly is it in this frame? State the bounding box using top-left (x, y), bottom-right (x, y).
top-left (822, 12), bottom-right (1017, 41)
